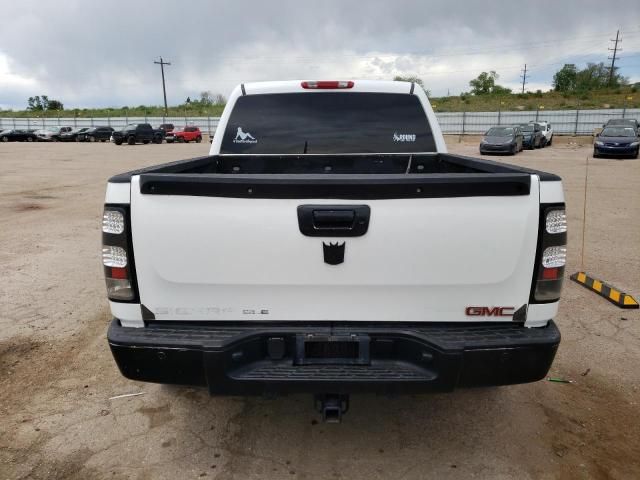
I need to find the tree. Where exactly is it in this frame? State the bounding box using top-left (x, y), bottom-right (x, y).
top-left (27, 95), bottom-right (63, 111)
top-left (199, 91), bottom-right (214, 105)
top-left (491, 85), bottom-right (512, 95)
top-left (213, 93), bottom-right (226, 105)
top-left (469, 71), bottom-right (497, 95)
top-left (576, 62), bottom-right (627, 90)
top-left (47, 99), bottom-right (64, 111)
top-left (552, 64), bottom-right (578, 92)
top-left (469, 71), bottom-right (512, 95)
top-left (27, 96), bottom-right (43, 111)
top-left (552, 62), bottom-right (628, 92)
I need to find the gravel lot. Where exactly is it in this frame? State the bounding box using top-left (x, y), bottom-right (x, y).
top-left (1, 138), bottom-right (639, 479)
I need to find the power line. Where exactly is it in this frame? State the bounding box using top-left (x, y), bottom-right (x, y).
top-left (608, 30), bottom-right (621, 86)
top-left (203, 30), bottom-right (640, 65)
top-left (154, 57), bottom-right (171, 116)
top-left (520, 64), bottom-right (528, 93)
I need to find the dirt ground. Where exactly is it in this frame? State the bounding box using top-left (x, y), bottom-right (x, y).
top-left (1, 138), bottom-right (639, 479)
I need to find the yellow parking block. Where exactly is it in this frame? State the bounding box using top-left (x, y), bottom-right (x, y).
top-left (624, 296), bottom-right (639, 307)
top-left (570, 272), bottom-right (639, 309)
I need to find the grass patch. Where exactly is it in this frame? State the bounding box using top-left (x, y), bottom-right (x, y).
top-left (428, 87), bottom-right (638, 112)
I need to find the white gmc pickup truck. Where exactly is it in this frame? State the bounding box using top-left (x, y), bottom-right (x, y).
top-left (104, 80), bottom-right (566, 421)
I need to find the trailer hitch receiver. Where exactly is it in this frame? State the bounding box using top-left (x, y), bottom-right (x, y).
top-left (314, 394), bottom-right (350, 423)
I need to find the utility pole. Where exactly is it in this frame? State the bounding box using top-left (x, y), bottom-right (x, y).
top-left (520, 64), bottom-right (528, 93)
top-left (608, 30), bottom-right (621, 87)
top-left (154, 57), bottom-right (171, 115)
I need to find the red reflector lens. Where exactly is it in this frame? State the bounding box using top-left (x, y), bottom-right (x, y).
top-left (110, 266), bottom-right (128, 279)
top-left (542, 267), bottom-right (559, 280)
top-left (301, 80), bottom-right (354, 89)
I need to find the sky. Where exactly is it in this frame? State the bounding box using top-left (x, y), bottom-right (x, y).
top-left (0, 0), bottom-right (639, 110)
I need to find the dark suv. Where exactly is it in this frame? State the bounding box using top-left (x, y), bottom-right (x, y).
top-left (111, 124), bottom-right (163, 145)
top-left (519, 123), bottom-right (543, 149)
top-left (79, 126), bottom-right (115, 142)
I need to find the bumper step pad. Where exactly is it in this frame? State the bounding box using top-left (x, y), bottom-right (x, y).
top-left (108, 320), bottom-right (560, 394)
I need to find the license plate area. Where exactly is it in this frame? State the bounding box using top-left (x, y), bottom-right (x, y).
top-left (294, 334), bottom-right (370, 365)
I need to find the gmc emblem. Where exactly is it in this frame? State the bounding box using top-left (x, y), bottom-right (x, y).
top-left (465, 306), bottom-right (515, 317)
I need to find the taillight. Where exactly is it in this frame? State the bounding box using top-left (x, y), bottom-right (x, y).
top-left (533, 206), bottom-right (567, 302)
top-left (301, 80), bottom-right (354, 89)
top-left (102, 210), bottom-right (125, 234)
top-left (102, 206), bottom-right (137, 301)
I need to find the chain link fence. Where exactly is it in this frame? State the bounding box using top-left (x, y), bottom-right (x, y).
top-left (1, 108), bottom-right (638, 137)
top-left (436, 108), bottom-right (640, 135)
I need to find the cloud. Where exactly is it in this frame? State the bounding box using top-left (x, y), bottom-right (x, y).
top-left (0, 0), bottom-right (638, 108)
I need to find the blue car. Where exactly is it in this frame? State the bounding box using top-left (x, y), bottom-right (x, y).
top-left (593, 126), bottom-right (639, 158)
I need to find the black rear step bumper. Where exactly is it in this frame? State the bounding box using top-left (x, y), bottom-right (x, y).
top-left (107, 319), bottom-right (560, 395)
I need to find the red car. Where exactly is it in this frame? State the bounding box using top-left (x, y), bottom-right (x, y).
top-left (174, 126), bottom-right (202, 143)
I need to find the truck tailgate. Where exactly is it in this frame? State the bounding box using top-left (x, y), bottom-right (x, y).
top-left (130, 173), bottom-right (539, 322)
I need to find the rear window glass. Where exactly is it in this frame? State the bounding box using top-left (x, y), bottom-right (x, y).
top-left (601, 127), bottom-right (636, 137)
top-left (220, 92), bottom-right (436, 154)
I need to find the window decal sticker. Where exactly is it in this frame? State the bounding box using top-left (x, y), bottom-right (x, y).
top-left (233, 127), bottom-right (257, 144)
top-left (393, 133), bottom-right (416, 142)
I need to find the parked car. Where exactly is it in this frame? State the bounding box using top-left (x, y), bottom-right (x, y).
top-left (35, 126), bottom-right (73, 142)
top-left (479, 126), bottom-right (523, 154)
top-left (111, 123), bottom-right (163, 145)
top-left (162, 124), bottom-right (177, 143)
top-left (104, 79), bottom-right (565, 422)
top-left (174, 126), bottom-right (203, 143)
top-left (593, 126), bottom-right (639, 158)
top-left (59, 127), bottom-right (91, 142)
top-left (79, 127), bottom-right (115, 142)
top-left (0, 129), bottom-right (39, 142)
top-left (602, 118), bottom-right (639, 135)
top-left (519, 123), bottom-right (543, 149)
top-left (159, 123), bottom-right (174, 135)
top-left (531, 121), bottom-right (553, 146)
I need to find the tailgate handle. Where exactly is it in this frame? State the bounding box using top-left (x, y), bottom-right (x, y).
top-left (313, 210), bottom-right (355, 229)
top-left (298, 205), bottom-right (370, 237)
